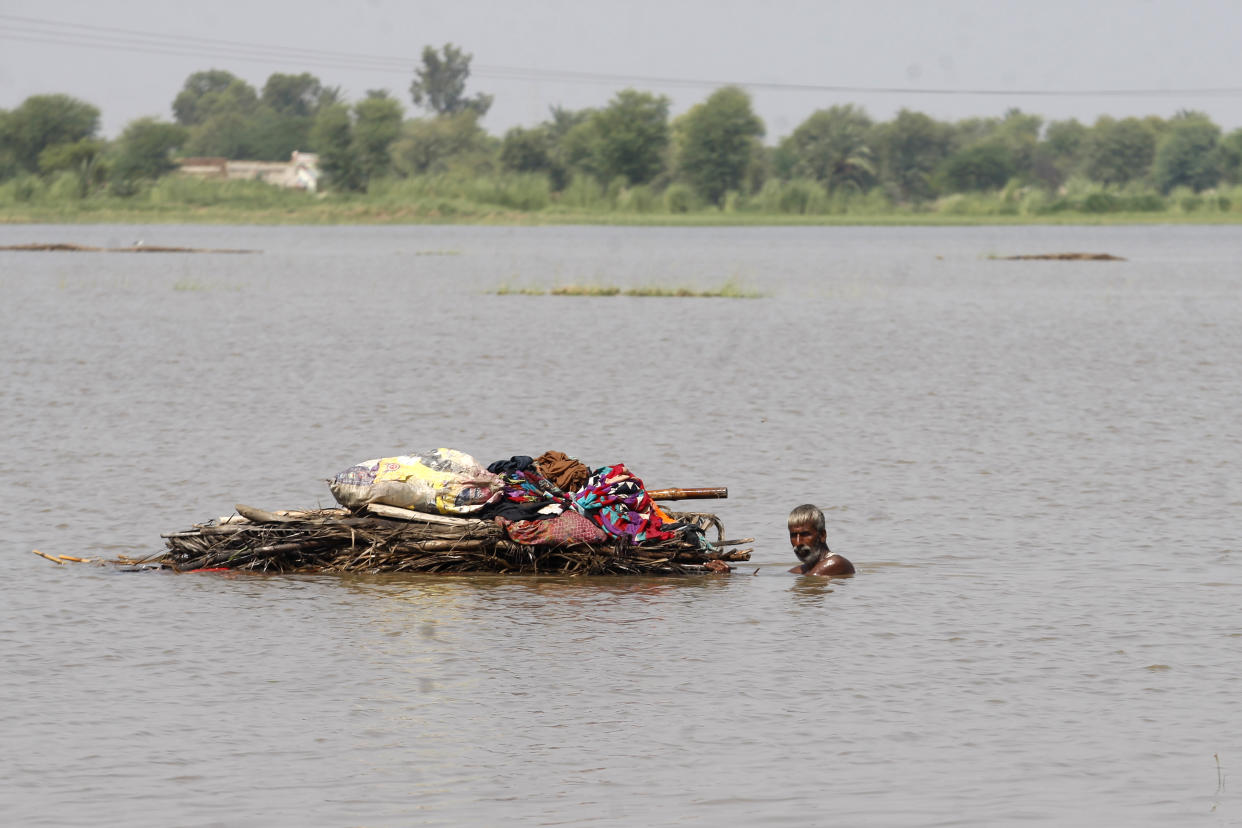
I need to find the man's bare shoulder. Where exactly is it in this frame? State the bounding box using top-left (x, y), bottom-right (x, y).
top-left (801, 554), bottom-right (855, 577)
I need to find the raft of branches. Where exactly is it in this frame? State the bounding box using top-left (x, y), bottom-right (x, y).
top-left (154, 504), bottom-right (752, 575)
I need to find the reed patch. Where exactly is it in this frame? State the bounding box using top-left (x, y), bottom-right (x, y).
top-left (491, 277), bottom-right (763, 298)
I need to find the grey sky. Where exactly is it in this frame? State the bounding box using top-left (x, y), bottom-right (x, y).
top-left (3, 0), bottom-right (1242, 141)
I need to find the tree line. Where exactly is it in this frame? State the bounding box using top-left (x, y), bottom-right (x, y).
top-left (3, 43), bottom-right (1242, 210)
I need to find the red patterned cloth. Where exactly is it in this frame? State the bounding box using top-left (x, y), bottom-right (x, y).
top-left (496, 510), bottom-right (608, 546)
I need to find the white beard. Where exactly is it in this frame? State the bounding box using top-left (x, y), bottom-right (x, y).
top-left (794, 544), bottom-right (826, 565)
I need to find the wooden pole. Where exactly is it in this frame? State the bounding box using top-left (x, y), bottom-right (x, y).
top-left (31, 549), bottom-right (63, 565)
top-left (647, 487), bottom-right (728, 501)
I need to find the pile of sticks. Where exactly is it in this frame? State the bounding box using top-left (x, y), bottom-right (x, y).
top-left (155, 503), bottom-right (752, 575)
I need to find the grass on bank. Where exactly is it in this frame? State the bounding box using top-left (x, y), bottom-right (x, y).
top-left (4, 169), bottom-right (1242, 226)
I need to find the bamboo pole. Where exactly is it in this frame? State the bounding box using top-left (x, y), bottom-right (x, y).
top-left (647, 487), bottom-right (728, 501)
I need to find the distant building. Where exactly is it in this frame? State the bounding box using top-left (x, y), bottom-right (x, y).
top-left (290, 151), bottom-right (319, 192)
top-left (178, 157), bottom-right (228, 178)
top-left (177, 151), bottom-right (320, 193)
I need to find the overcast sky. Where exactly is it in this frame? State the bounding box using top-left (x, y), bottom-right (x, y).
top-left (3, 0), bottom-right (1242, 141)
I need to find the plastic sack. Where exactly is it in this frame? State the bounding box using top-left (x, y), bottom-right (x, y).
top-left (329, 448), bottom-right (503, 516)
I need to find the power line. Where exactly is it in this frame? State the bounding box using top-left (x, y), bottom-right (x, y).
top-left (0, 14), bottom-right (408, 67)
top-left (4, 12), bottom-right (1242, 99)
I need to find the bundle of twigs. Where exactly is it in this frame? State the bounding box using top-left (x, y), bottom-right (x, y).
top-left (154, 504), bottom-right (752, 575)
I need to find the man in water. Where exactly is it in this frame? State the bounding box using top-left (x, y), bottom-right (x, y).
top-left (787, 504), bottom-right (855, 576)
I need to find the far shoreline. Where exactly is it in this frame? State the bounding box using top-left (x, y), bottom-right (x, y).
top-left (4, 206), bottom-right (1241, 227)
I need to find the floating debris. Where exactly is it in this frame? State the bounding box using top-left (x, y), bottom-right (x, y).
top-left (993, 252), bottom-right (1125, 261)
top-left (30, 549), bottom-right (97, 565)
top-left (0, 243), bottom-right (259, 254)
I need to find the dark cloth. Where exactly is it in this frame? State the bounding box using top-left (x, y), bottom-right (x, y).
top-left (487, 456), bottom-right (535, 475)
top-left (534, 450), bottom-right (591, 492)
top-left (480, 499), bottom-right (559, 522)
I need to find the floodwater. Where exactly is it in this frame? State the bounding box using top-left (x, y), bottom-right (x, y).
top-left (1, 222), bottom-right (1237, 826)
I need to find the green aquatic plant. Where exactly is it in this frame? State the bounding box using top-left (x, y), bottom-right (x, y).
top-left (712, 277), bottom-right (765, 298)
top-left (623, 277), bottom-right (763, 298)
top-left (548, 283), bottom-right (621, 296)
top-left (492, 276), bottom-right (763, 298)
top-left (491, 283), bottom-right (546, 295)
top-left (171, 279), bottom-right (243, 292)
top-left (622, 285), bottom-right (702, 297)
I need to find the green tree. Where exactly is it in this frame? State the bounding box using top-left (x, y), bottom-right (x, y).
top-left (243, 105), bottom-right (309, 160)
top-left (1031, 118), bottom-right (1087, 189)
top-left (534, 106), bottom-right (594, 189)
top-left (555, 116), bottom-right (603, 182)
top-left (1218, 128), bottom-right (1242, 185)
top-left (938, 142), bottom-right (1015, 191)
top-left (1083, 116), bottom-right (1158, 186)
top-left (37, 137), bottom-right (102, 173)
top-left (781, 104), bottom-right (874, 193)
top-left (873, 109), bottom-right (953, 202)
top-left (173, 70), bottom-right (258, 126)
top-left (173, 70), bottom-right (264, 158)
top-left (246, 72), bottom-right (337, 159)
top-left (1044, 119), bottom-right (1088, 160)
top-left (352, 91), bottom-right (403, 183)
top-left (500, 125), bottom-right (553, 172)
top-left (588, 89), bottom-right (670, 186)
top-left (547, 105), bottom-right (590, 138)
top-left (674, 86), bottom-right (764, 204)
top-left (991, 108), bottom-right (1042, 181)
top-left (111, 118), bottom-right (187, 182)
top-left (184, 111), bottom-right (260, 159)
top-left (501, 112), bottom-right (599, 190)
top-left (310, 102), bottom-right (359, 191)
top-left (0, 94), bottom-right (100, 174)
top-left (1152, 112), bottom-right (1221, 193)
top-left (409, 44), bottom-right (493, 117)
top-left (261, 72), bottom-right (327, 119)
top-left (769, 141), bottom-right (797, 179)
top-left (0, 110), bottom-right (14, 180)
top-left (37, 137), bottom-right (106, 196)
top-left (390, 111), bottom-right (494, 176)
top-left (951, 115), bottom-right (1000, 148)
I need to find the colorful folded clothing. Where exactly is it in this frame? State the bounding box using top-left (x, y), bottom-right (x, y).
top-left (570, 463), bottom-right (677, 543)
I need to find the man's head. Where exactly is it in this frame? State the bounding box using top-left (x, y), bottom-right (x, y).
top-left (788, 503), bottom-right (830, 565)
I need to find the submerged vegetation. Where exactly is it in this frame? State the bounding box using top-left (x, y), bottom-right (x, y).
top-left (4, 43), bottom-right (1242, 224)
top-left (492, 277), bottom-right (764, 297)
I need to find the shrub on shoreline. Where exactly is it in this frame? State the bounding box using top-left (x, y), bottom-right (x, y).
top-left (3, 171), bottom-right (1241, 224)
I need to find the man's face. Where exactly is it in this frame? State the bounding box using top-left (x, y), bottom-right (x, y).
top-left (789, 523), bottom-right (826, 564)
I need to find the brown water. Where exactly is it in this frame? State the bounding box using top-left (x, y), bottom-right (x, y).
top-left (2, 223), bottom-right (1238, 826)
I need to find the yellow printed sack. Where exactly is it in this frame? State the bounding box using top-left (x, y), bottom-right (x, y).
top-left (329, 448), bottom-right (503, 516)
